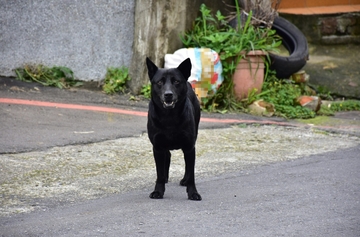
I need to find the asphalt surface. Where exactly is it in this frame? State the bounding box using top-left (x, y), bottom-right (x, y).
top-left (1, 77), bottom-right (360, 154)
top-left (1, 145), bottom-right (359, 236)
top-left (1, 77), bottom-right (360, 236)
top-left (0, 77), bottom-right (296, 154)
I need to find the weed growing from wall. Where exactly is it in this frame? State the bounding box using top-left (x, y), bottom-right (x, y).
top-left (102, 67), bottom-right (130, 95)
top-left (140, 83), bottom-right (151, 99)
top-left (15, 64), bottom-right (82, 89)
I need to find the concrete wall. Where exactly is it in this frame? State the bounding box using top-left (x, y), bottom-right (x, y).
top-left (0, 0), bottom-right (135, 81)
top-left (0, 0), bottom-right (232, 90)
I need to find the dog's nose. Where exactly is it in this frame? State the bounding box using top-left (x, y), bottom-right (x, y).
top-left (164, 91), bottom-right (173, 99)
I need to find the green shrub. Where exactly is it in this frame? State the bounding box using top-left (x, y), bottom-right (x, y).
top-left (258, 74), bottom-right (316, 119)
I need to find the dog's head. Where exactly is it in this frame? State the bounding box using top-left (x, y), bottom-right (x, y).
top-left (146, 57), bottom-right (192, 109)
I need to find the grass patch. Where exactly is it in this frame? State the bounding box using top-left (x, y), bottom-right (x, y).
top-left (328, 100), bottom-right (360, 112)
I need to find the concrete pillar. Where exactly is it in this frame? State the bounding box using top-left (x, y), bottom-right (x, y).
top-left (129, 0), bottom-right (188, 93)
top-left (128, 0), bottom-right (233, 94)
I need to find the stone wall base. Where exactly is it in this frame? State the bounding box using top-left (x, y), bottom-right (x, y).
top-left (280, 12), bottom-right (360, 44)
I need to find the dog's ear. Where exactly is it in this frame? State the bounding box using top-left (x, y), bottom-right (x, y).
top-left (146, 57), bottom-right (158, 81)
top-left (177, 58), bottom-right (192, 80)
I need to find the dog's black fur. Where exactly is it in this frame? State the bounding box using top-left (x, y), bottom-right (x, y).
top-left (146, 57), bottom-right (201, 201)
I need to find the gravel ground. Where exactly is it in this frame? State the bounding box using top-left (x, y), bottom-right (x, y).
top-left (1, 125), bottom-right (359, 217)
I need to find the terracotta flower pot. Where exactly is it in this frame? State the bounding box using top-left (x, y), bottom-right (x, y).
top-left (232, 50), bottom-right (267, 100)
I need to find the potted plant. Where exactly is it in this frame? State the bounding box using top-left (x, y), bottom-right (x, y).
top-left (181, 3), bottom-right (281, 110)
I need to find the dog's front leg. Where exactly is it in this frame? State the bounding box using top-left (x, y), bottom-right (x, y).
top-left (182, 147), bottom-right (202, 201)
top-left (149, 148), bottom-right (169, 199)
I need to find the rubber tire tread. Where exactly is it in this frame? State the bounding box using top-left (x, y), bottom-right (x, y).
top-left (269, 16), bottom-right (309, 79)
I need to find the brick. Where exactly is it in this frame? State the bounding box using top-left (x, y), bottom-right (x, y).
top-left (320, 17), bottom-right (337, 35)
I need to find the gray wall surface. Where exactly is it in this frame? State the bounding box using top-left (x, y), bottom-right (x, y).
top-left (0, 0), bottom-right (134, 81)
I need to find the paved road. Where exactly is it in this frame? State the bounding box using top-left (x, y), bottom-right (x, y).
top-left (1, 77), bottom-right (360, 154)
top-left (0, 97), bottom-right (148, 153)
top-left (1, 77), bottom-right (360, 236)
top-left (1, 145), bottom-right (359, 236)
top-left (0, 77), bottom-right (292, 154)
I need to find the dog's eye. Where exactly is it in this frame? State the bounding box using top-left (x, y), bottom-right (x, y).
top-left (157, 81), bottom-right (163, 86)
top-left (174, 80), bottom-right (180, 85)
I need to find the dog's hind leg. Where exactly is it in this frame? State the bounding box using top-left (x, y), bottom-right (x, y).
top-left (149, 148), bottom-right (168, 199)
top-left (181, 148), bottom-right (202, 201)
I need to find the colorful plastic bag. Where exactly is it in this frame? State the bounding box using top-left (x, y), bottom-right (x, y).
top-left (164, 48), bottom-right (223, 100)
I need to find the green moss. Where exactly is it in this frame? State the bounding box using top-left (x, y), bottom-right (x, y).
top-left (297, 116), bottom-right (332, 126)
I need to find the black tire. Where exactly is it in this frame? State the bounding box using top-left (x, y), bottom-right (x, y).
top-left (269, 16), bottom-right (309, 79)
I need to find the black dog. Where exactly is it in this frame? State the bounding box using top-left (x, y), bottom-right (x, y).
top-left (146, 57), bottom-right (202, 201)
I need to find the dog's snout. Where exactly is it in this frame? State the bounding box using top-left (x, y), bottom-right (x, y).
top-left (164, 91), bottom-right (173, 99)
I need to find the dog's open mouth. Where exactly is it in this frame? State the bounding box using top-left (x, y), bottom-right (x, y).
top-left (162, 100), bottom-right (177, 109)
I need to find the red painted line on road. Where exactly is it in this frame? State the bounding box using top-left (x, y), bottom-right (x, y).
top-left (2, 98), bottom-right (359, 131)
top-left (0, 98), bottom-right (148, 117)
top-left (8, 98), bottom-right (357, 130)
top-left (0, 98), bottom-right (299, 126)
top-left (2, 98), bottom-right (359, 134)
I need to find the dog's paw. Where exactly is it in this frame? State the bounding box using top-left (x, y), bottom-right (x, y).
top-left (188, 192), bottom-right (202, 201)
top-left (180, 178), bottom-right (188, 186)
top-left (149, 191), bottom-right (164, 199)
top-left (187, 185), bottom-right (201, 201)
